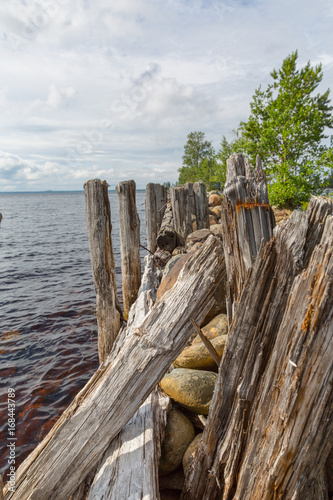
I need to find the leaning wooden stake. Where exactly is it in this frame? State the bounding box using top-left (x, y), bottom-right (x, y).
top-left (182, 196), bottom-right (333, 500)
top-left (84, 179), bottom-right (121, 363)
top-left (4, 235), bottom-right (224, 500)
top-left (145, 183), bottom-right (167, 253)
top-left (191, 319), bottom-right (221, 366)
top-left (116, 179), bottom-right (141, 318)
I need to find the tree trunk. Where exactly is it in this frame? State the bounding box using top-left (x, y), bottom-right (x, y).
top-left (170, 186), bottom-right (193, 240)
top-left (145, 183), bottom-right (167, 253)
top-left (193, 181), bottom-right (209, 230)
top-left (182, 196), bottom-right (333, 500)
top-left (84, 179), bottom-right (121, 363)
top-left (116, 179), bottom-right (141, 318)
top-left (221, 154), bottom-right (275, 324)
top-left (4, 235), bottom-right (224, 500)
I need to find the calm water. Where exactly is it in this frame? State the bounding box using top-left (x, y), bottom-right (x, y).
top-left (0, 190), bottom-right (146, 477)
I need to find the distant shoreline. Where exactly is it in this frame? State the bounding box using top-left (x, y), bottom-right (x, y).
top-left (0, 189), bottom-right (146, 194)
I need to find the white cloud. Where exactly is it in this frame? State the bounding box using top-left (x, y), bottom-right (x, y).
top-left (0, 0), bottom-right (332, 190)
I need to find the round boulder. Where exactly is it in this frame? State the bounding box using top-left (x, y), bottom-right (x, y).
top-left (208, 194), bottom-right (222, 207)
top-left (159, 409), bottom-right (195, 476)
top-left (209, 214), bottom-right (217, 226)
top-left (209, 224), bottom-right (222, 239)
top-left (211, 205), bottom-right (222, 219)
top-left (156, 252), bottom-right (193, 301)
top-left (173, 335), bottom-right (228, 371)
top-left (160, 368), bottom-right (217, 415)
top-left (193, 313), bottom-right (228, 344)
top-left (185, 229), bottom-right (212, 251)
top-left (182, 433), bottom-right (203, 476)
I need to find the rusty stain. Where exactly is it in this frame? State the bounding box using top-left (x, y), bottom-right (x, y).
top-left (235, 199), bottom-right (271, 212)
top-left (301, 304), bottom-right (312, 331)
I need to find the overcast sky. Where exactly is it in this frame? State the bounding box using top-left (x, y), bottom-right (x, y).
top-left (0, 0), bottom-right (332, 191)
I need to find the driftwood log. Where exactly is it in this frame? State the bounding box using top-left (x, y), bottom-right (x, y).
top-left (4, 235), bottom-right (224, 500)
top-left (84, 179), bottom-right (121, 362)
top-left (116, 179), bottom-right (141, 318)
top-left (221, 154), bottom-right (275, 323)
top-left (182, 196), bottom-right (333, 500)
top-left (145, 183), bottom-right (167, 253)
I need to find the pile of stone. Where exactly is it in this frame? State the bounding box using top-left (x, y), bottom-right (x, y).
top-left (155, 228), bottom-right (228, 499)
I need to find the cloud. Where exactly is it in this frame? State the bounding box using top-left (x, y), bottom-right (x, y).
top-left (0, 0), bottom-right (332, 191)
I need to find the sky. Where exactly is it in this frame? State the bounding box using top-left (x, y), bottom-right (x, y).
top-left (0, 0), bottom-right (332, 191)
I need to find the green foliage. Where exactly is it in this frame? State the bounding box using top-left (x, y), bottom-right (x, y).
top-left (178, 131), bottom-right (218, 189)
top-left (233, 51), bottom-right (333, 208)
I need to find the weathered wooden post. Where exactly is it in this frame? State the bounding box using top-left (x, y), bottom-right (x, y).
top-left (84, 179), bottom-right (121, 363)
top-left (193, 181), bottom-right (209, 229)
top-left (170, 185), bottom-right (193, 240)
top-left (182, 196), bottom-right (333, 500)
top-left (145, 183), bottom-right (167, 253)
top-left (116, 179), bottom-right (141, 318)
top-left (221, 154), bottom-right (275, 322)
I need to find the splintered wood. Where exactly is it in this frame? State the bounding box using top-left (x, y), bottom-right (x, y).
top-left (116, 179), bottom-right (141, 318)
top-left (4, 236), bottom-right (224, 500)
top-left (84, 179), bottom-right (121, 363)
top-left (182, 196), bottom-right (333, 500)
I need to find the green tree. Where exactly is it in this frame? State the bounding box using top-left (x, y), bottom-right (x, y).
top-left (233, 51), bottom-right (333, 208)
top-left (178, 131), bottom-right (217, 189)
top-left (214, 135), bottom-right (234, 188)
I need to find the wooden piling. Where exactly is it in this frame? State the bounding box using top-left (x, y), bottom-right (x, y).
top-left (170, 185), bottom-right (193, 240)
top-left (145, 183), bottom-right (167, 253)
top-left (116, 180), bottom-right (141, 318)
top-left (84, 179), bottom-right (121, 363)
top-left (193, 181), bottom-right (209, 230)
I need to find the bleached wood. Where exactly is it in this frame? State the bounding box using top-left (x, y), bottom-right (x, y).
top-left (84, 179), bottom-right (121, 363)
top-left (145, 183), bottom-right (167, 253)
top-left (116, 179), bottom-right (141, 318)
top-left (156, 200), bottom-right (183, 253)
top-left (182, 196), bottom-right (333, 500)
top-left (4, 235), bottom-right (224, 500)
top-left (170, 186), bottom-right (193, 240)
top-left (193, 181), bottom-right (209, 230)
top-left (88, 390), bottom-right (170, 500)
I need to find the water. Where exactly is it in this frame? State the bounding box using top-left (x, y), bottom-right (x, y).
top-left (0, 191), bottom-right (147, 477)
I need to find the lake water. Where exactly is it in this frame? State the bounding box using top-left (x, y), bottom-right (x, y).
top-left (0, 190), bottom-right (147, 478)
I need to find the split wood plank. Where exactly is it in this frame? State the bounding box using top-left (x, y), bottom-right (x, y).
top-left (84, 179), bottom-right (121, 363)
top-left (116, 179), bottom-right (141, 318)
top-left (4, 235), bottom-right (224, 500)
top-left (182, 196), bottom-right (333, 500)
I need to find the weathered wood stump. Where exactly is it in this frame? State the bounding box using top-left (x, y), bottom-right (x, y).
top-left (116, 179), bottom-right (141, 318)
top-left (145, 183), bottom-right (167, 253)
top-left (84, 179), bottom-right (121, 363)
top-left (182, 196), bottom-right (333, 500)
top-left (4, 235), bottom-right (224, 500)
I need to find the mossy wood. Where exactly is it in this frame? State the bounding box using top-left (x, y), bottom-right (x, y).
top-left (182, 196), bottom-right (333, 500)
top-left (84, 179), bottom-right (121, 363)
top-left (3, 236), bottom-right (224, 500)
